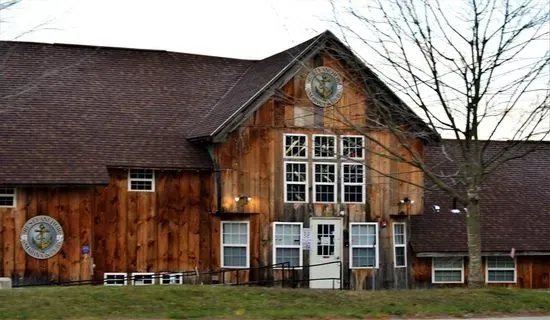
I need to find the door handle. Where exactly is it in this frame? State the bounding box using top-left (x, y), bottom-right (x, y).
top-left (336, 256), bottom-right (340, 260)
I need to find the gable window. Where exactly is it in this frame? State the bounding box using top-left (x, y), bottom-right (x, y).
top-left (128, 169), bottom-right (155, 192)
top-left (0, 187), bottom-right (16, 208)
top-left (284, 134), bottom-right (307, 158)
top-left (486, 256), bottom-right (516, 283)
top-left (350, 223), bottom-right (378, 268)
top-left (221, 221), bottom-right (249, 268)
top-left (393, 223), bottom-right (406, 268)
top-left (341, 163), bottom-right (365, 203)
top-left (313, 135), bottom-right (336, 159)
top-left (314, 163), bottom-right (336, 203)
top-left (273, 222), bottom-right (303, 268)
top-left (341, 135), bottom-right (364, 160)
top-left (432, 257), bottom-right (464, 283)
top-left (284, 162), bottom-right (308, 203)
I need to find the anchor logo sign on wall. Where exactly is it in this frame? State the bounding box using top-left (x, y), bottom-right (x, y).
top-left (20, 215), bottom-right (64, 259)
top-left (305, 66), bottom-right (344, 107)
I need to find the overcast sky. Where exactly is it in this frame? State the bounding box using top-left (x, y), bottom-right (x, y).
top-left (1, 0), bottom-right (548, 140)
top-left (0, 0), bottom-right (333, 58)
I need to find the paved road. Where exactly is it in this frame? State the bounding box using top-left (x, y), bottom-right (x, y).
top-left (408, 317), bottom-right (550, 320)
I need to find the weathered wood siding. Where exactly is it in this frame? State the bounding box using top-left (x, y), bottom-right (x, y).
top-left (214, 51), bottom-right (424, 289)
top-left (412, 256), bottom-right (550, 288)
top-left (0, 169), bottom-right (213, 284)
top-left (0, 187), bottom-right (93, 284)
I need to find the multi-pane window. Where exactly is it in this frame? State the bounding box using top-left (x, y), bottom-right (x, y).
top-left (0, 187), bottom-right (16, 207)
top-left (314, 163), bottom-right (337, 203)
top-left (284, 162), bottom-right (308, 203)
top-left (316, 223), bottom-right (336, 256)
top-left (432, 257), bottom-right (464, 283)
top-left (350, 223), bottom-right (378, 268)
top-left (128, 169), bottom-right (155, 192)
top-left (393, 223), bottom-right (406, 268)
top-left (486, 256), bottom-right (516, 283)
top-left (284, 134), bottom-right (307, 158)
top-left (313, 135), bottom-right (336, 158)
top-left (341, 163), bottom-right (365, 203)
top-left (273, 222), bottom-right (302, 268)
top-left (341, 135), bottom-right (364, 160)
top-left (221, 221), bottom-right (249, 268)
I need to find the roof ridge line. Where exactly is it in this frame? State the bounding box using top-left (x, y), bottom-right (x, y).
top-left (205, 32), bottom-right (327, 137)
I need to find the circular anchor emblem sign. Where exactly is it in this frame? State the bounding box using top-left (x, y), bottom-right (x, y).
top-left (20, 215), bottom-right (64, 259)
top-left (305, 66), bottom-right (344, 107)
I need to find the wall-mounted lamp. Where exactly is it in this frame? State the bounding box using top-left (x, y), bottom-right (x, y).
top-left (234, 195), bottom-right (252, 205)
top-left (399, 197), bottom-right (415, 205)
top-left (379, 218), bottom-right (388, 228)
top-left (431, 205), bottom-right (441, 213)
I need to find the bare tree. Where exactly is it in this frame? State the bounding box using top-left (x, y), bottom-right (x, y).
top-left (326, 0), bottom-right (549, 287)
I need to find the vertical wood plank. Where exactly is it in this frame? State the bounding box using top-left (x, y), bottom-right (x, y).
top-left (69, 188), bottom-right (81, 281)
top-left (14, 188), bottom-right (26, 278)
top-left (79, 188), bottom-right (92, 282)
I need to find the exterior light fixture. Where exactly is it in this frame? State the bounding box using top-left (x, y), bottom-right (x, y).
top-left (431, 205), bottom-right (441, 213)
top-left (399, 197), bottom-right (414, 205)
top-left (234, 195), bottom-right (252, 205)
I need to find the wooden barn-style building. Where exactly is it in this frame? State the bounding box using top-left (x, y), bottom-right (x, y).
top-left (1, 31), bottom-right (548, 289)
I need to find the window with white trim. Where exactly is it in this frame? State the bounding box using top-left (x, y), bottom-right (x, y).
top-left (128, 169), bottom-right (155, 192)
top-left (486, 256), bottom-right (516, 283)
top-left (103, 272), bottom-right (127, 286)
top-left (0, 187), bottom-right (16, 208)
top-left (432, 257), bottom-right (464, 283)
top-left (221, 221), bottom-right (249, 268)
top-left (341, 135), bottom-right (364, 160)
top-left (350, 223), bottom-right (378, 268)
top-left (314, 163), bottom-right (336, 203)
top-left (393, 223), bottom-right (406, 268)
top-left (160, 272), bottom-right (183, 285)
top-left (273, 222), bottom-right (302, 268)
top-left (313, 135), bottom-right (336, 159)
top-left (341, 163), bottom-right (365, 203)
top-left (132, 272), bottom-right (155, 285)
top-left (284, 134), bottom-right (307, 158)
top-left (284, 162), bottom-right (308, 203)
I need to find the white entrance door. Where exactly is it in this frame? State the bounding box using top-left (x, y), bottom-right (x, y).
top-left (309, 218), bottom-right (342, 289)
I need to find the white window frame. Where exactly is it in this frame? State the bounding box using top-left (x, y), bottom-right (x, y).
top-left (160, 272), bottom-right (184, 285)
top-left (312, 134), bottom-right (337, 159)
top-left (486, 256), bottom-right (517, 284)
top-left (349, 222), bottom-right (379, 269)
top-left (221, 221), bottom-right (250, 269)
top-left (131, 272), bottom-right (155, 285)
top-left (128, 169), bottom-right (155, 192)
top-left (432, 257), bottom-right (465, 284)
top-left (284, 161), bottom-right (309, 203)
top-left (272, 222), bottom-right (303, 269)
top-left (393, 222), bottom-right (407, 268)
top-left (340, 135), bottom-right (365, 160)
top-left (103, 272), bottom-right (127, 286)
top-left (0, 187), bottom-right (16, 208)
top-left (283, 133), bottom-right (308, 159)
top-left (341, 163), bottom-right (365, 204)
top-left (313, 162), bottom-right (337, 203)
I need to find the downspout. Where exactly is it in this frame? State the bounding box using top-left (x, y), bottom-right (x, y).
top-left (207, 144), bottom-right (222, 214)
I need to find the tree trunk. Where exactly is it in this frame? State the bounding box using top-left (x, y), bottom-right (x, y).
top-left (466, 196), bottom-right (483, 288)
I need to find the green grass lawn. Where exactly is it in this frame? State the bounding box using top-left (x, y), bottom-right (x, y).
top-left (0, 285), bottom-right (549, 319)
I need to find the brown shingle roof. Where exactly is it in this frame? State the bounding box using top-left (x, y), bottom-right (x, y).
top-left (1, 31), bottom-right (434, 184)
top-left (411, 140), bottom-right (550, 253)
top-left (0, 41), bottom-right (254, 184)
